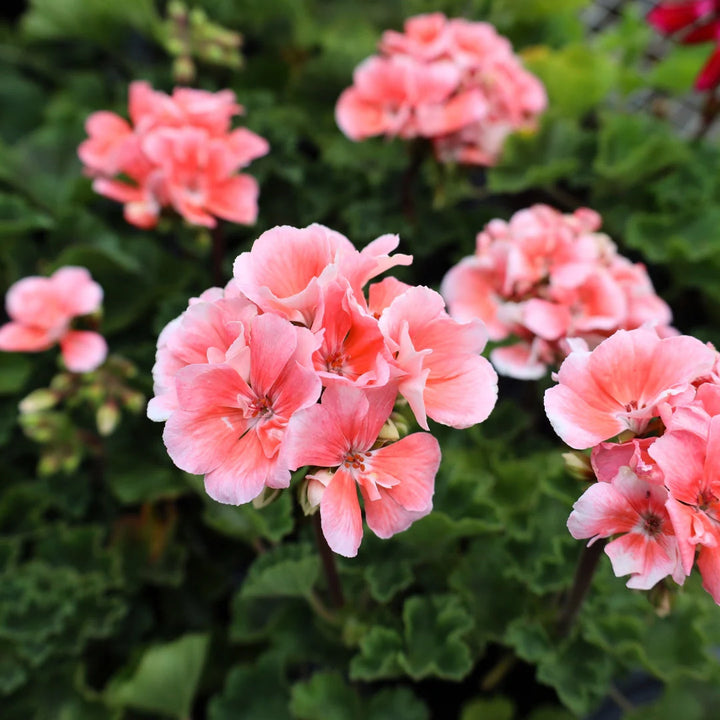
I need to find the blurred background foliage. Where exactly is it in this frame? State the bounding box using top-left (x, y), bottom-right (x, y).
top-left (1, 1), bottom-right (720, 718)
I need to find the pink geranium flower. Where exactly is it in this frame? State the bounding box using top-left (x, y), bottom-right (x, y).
top-left (376, 285), bottom-right (498, 429)
top-left (336, 12), bottom-right (545, 165)
top-left (163, 313), bottom-right (321, 504)
top-left (285, 384), bottom-right (441, 556)
top-left (442, 205), bottom-right (676, 379)
top-left (568, 465), bottom-right (685, 590)
top-left (544, 326), bottom-right (716, 450)
top-left (0, 267), bottom-right (107, 373)
top-left (79, 81), bottom-right (268, 229)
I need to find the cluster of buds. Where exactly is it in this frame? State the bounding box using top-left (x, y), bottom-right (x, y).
top-left (162, 1), bottom-right (243, 83)
top-left (19, 356), bottom-right (145, 475)
top-left (148, 224), bottom-right (499, 556)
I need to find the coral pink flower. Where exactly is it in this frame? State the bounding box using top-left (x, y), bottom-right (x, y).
top-left (649, 413), bottom-right (720, 601)
top-left (232, 224), bottom-right (411, 325)
top-left (336, 12), bottom-right (545, 165)
top-left (163, 313), bottom-right (321, 504)
top-left (311, 280), bottom-right (393, 388)
top-left (147, 286), bottom-right (259, 422)
top-left (591, 437), bottom-right (663, 487)
top-left (567, 465), bottom-right (685, 590)
top-left (79, 81), bottom-right (268, 229)
top-left (285, 384), bottom-right (441, 556)
top-left (377, 285), bottom-right (498, 429)
top-left (544, 327), bottom-right (716, 450)
top-left (442, 205), bottom-right (675, 379)
top-left (0, 267), bottom-right (107, 373)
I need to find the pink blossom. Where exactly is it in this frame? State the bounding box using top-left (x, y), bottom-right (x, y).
top-left (285, 384), bottom-right (440, 556)
top-left (163, 313), bottom-right (321, 504)
top-left (79, 81), bottom-right (268, 229)
top-left (147, 285), bottom-right (259, 422)
top-left (442, 205), bottom-right (675, 379)
top-left (544, 327), bottom-right (716, 450)
top-left (0, 267), bottom-right (107, 373)
top-left (567, 466), bottom-right (685, 590)
top-left (377, 285), bottom-right (498, 429)
top-left (336, 12), bottom-right (545, 165)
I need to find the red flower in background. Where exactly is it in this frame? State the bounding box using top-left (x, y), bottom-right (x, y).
top-left (647, 1), bottom-right (720, 90)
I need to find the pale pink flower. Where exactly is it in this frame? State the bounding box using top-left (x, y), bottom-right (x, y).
top-left (336, 13), bottom-right (545, 165)
top-left (163, 313), bottom-right (321, 504)
top-left (285, 384), bottom-right (440, 557)
top-left (442, 205), bottom-right (675, 379)
top-left (544, 326), bottom-right (716, 450)
top-left (568, 466), bottom-right (685, 590)
top-left (79, 81), bottom-right (268, 229)
top-left (147, 286), bottom-right (259, 422)
top-left (232, 224), bottom-right (411, 325)
top-left (0, 267), bottom-right (107, 373)
top-left (377, 285), bottom-right (498, 429)
top-left (649, 413), bottom-right (720, 602)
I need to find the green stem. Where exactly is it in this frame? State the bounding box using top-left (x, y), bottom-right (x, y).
top-left (556, 539), bottom-right (607, 638)
top-left (312, 513), bottom-right (345, 609)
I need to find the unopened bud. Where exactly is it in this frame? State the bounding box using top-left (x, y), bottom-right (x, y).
top-left (202, 44), bottom-right (225, 63)
top-left (167, 0), bottom-right (187, 21)
top-left (189, 8), bottom-right (207, 27)
top-left (20, 412), bottom-right (61, 443)
top-left (377, 417), bottom-right (400, 444)
top-left (299, 469), bottom-right (333, 515)
top-left (173, 56), bottom-right (196, 83)
top-left (252, 486), bottom-right (280, 509)
top-left (123, 391), bottom-right (146, 414)
top-left (19, 389), bottom-right (59, 414)
top-left (562, 451), bottom-right (594, 482)
top-left (96, 402), bottom-right (121, 436)
top-left (50, 373), bottom-right (74, 393)
top-left (165, 36), bottom-right (187, 57)
top-left (389, 411), bottom-right (409, 438)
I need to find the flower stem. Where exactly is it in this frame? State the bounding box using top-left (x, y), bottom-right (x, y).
top-left (556, 539), bottom-right (607, 638)
top-left (694, 89), bottom-right (720, 141)
top-left (211, 223), bottom-right (226, 286)
top-left (312, 513), bottom-right (345, 608)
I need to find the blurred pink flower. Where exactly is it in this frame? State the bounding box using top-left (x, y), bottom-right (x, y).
top-left (79, 81), bottom-right (268, 228)
top-left (0, 267), bottom-right (107, 372)
top-left (336, 12), bottom-right (545, 165)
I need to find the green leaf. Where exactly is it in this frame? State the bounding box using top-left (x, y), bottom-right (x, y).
top-left (0, 192), bottom-right (53, 236)
top-left (209, 653), bottom-right (292, 720)
top-left (240, 544), bottom-right (319, 599)
top-left (460, 697), bottom-right (514, 720)
top-left (594, 113), bottom-right (689, 189)
top-left (523, 45), bottom-right (617, 117)
top-left (349, 626), bottom-right (404, 681)
top-left (649, 45), bottom-right (710, 94)
top-left (0, 354), bottom-right (32, 396)
top-left (399, 594), bottom-right (474, 681)
top-left (106, 633), bottom-right (209, 718)
top-left (290, 671), bottom-right (361, 720)
top-left (365, 559), bottom-right (414, 603)
top-left (366, 687), bottom-right (429, 720)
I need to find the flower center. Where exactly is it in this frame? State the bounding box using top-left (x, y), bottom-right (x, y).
top-left (325, 349), bottom-right (346, 375)
top-left (342, 450), bottom-right (369, 472)
top-left (249, 394), bottom-right (273, 418)
top-left (642, 513), bottom-right (663, 537)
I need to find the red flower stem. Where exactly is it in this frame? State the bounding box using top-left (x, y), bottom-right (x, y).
top-left (211, 223), bottom-right (226, 286)
top-left (556, 538), bottom-right (607, 638)
top-left (695, 89), bottom-right (720, 141)
top-left (312, 513), bottom-right (345, 608)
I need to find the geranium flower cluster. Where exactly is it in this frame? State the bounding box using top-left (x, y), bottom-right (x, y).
top-left (335, 12), bottom-right (546, 166)
top-left (148, 224), bottom-right (498, 556)
top-left (544, 326), bottom-right (720, 602)
top-left (441, 204), bottom-right (674, 380)
top-left (0, 266), bottom-right (107, 373)
top-left (78, 81), bottom-right (269, 229)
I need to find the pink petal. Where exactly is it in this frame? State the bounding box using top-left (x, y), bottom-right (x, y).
top-left (335, 87), bottom-right (390, 140)
top-left (491, 343), bottom-right (548, 380)
top-left (248, 314), bottom-right (299, 396)
top-left (522, 299), bottom-right (572, 341)
top-left (59, 330), bottom-right (107, 372)
top-left (0, 322), bottom-right (54, 352)
top-left (206, 174), bottom-right (259, 226)
top-left (697, 545), bottom-right (720, 604)
top-left (567, 481), bottom-right (638, 541)
top-left (649, 429), bottom-right (706, 505)
top-left (362, 486), bottom-right (428, 539)
top-left (605, 532), bottom-right (676, 590)
top-left (50, 267), bottom-right (103, 317)
top-left (320, 468), bottom-right (363, 557)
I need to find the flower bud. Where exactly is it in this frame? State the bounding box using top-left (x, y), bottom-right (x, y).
top-left (173, 56), bottom-right (196, 84)
top-left (377, 417), bottom-right (400, 444)
top-left (561, 451), bottom-right (594, 482)
top-left (123, 391), bottom-right (146, 414)
top-left (251, 486), bottom-right (280, 509)
top-left (97, 402), bottom-right (121, 436)
top-left (299, 469), bottom-right (333, 516)
top-left (19, 389), bottom-right (59, 414)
